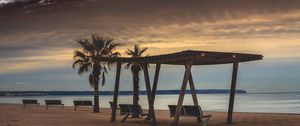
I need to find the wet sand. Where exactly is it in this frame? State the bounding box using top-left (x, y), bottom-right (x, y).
top-left (0, 103), bottom-right (299, 126)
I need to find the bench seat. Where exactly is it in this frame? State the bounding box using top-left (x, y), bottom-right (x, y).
top-left (45, 100), bottom-right (64, 110)
top-left (168, 105), bottom-right (211, 126)
top-left (119, 104), bottom-right (148, 122)
top-left (73, 100), bottom-right (93, 111)
top-left (22, 99), bottom-right (40, 108)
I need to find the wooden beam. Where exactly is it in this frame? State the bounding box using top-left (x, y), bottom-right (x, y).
top-left (189, 71), bottom-right (202, 122)
top-left (146, 63), bottom-right (161, 121)
top-left (95, 51), bottom-right (262, 65)
top-left (111, 62), bottom-right (122, 122)
top-left (172, 61), bottom-right (193, 126)
top-left (142, 64), bottom-right (156, 123)
top-left (188, 71), bottom-right (199, 106)
top-left (151, 63), bottom-right (161, 104)
top-left (95, 53), bottom-right (204, 64)
top-left (227, 62), bottom-right (239, 124)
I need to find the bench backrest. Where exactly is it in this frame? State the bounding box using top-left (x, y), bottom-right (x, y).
top-left (168, 105), bottom-right (204, 118)
top-left (183, 105), bottom-right (203, 117)
top-left (109, 101), bottom-right (113, 108)
top-left (119, 104), bottom-right (131, 115)
top-left (45, 100), bottom-right (62, 105)
top-left (119, 104), bottom-right (144, 115)
top-left (168, 105), bottom-right (185, 117)
top-left (129, 104), bottom-right (144, 115)
top-left (23, 99), bottom-right (38, 104)
top-left (74, 100), bottom-right (92, 106)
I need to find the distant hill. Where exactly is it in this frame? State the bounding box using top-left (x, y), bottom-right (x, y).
top-left (0, 89), bottom-right (246, 96)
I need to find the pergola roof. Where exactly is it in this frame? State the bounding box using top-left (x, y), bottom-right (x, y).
top-left (109, 50), bottom-right (264, 124)
top-left (96, 50), bottom-right (263, 65)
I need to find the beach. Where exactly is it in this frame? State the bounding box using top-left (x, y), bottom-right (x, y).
top-left (1, 1), bottom-right (300, 126)
top-left (1, 103), bottom-right (300, 126)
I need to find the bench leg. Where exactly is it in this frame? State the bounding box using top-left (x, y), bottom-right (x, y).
top-left (144, 116), bottom-right (151, 121)
top-left (197, 117), bottom-right (201, 123)
top-left (45, 105), bottom-right (48, 110)
top-left (143, 114), bottom-right (152, 121)
top-left (121, 114), bottom-right (130, 122)
top-left (201, 120), bottom-right (208, 126)
top-left (199, 117), bottom-right (210, 126)
top-left (61, 105), bottom-right (64, 109)
top-left (23, 104), bottom-right (26, 108)
top-left (74, 106), bottom-right (78, 111)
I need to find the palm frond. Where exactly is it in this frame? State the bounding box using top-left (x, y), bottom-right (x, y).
top-left (73, 34), bottom-right (120, 90)
top-left (111, 52), bottom-right (121, 57)
top-left (126, 44), bottom-right (148, 57)
top-left (77, 39), bottom-right (95, 55)
top-left (89, 74), bottom-right (94, 87)
top-left (101, 72), bottom-right (106, 86)
top-left (104, 39), bottom-right (113, 47)
top-left (108, 43), bottom-right (120, 51)
top-left (107, 61), bottom-right (117, 70)
top-left (103, 66), bottom-right (108, 73)
top-left (134, 45), bottom-right (140, 56)
top-left (77, 63), bottom-right (92, 75)
top-left (74, 50), bottom-right (87, 59)
top-left (72, 59), bottom-right (84, 69)
top-left (92, 35), bottom-right (105, 53)
top-left (125, 44), bottom-right (149, 75)
top-left (139, 47), bottom-right (148, 56)
top-left (125, 63), bottom-right (131, 69)
top-left (126, 49), bottom-right (135, 56)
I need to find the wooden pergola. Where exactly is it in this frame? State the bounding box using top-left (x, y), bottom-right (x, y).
top-left (96, 50), bottom-right (263, 125)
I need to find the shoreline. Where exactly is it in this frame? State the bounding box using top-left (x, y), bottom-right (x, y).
top-left (1, 102), bottom-right (299, 115)
top-left (1, 103), bottom-right (300, 126)
top-left (0, 89), bottom-right (248, 96)
top-left (3, 102), bottom-right (300, 115)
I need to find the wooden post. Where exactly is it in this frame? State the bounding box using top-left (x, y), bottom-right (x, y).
top-left (227, 62), bottom-right (239, 124)
top-left (151, 63), bottom-right (161, 104)
top-left (111, 62), bottom-right (122, 122)
top-left (172, 61), bottom-right (193, 126)
top-left (142, 64), bottom-right (156, 123)
top-left (189, 71), bottom-right (199, 106)
top-left (146, 63), bottom-right (161, 121)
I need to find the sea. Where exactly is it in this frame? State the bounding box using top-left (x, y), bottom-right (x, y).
top-left (0, 93), bottom-right (299, 114)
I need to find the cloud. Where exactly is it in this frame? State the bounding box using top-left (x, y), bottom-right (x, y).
top-left (0, 48), bottom-right (73, 74)
top-left (0, 0), bottom-right (300, 74)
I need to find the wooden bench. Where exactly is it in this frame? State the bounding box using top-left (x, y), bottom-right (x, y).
top-left (109, 101), bottom-right (114, 109)
top-left (45, 100), bottom-right (64, 110)
top-left (168, 105), bottom-right (211, 126)
top-left (109, 101), bottom-right (119, 109)
top-left (22, 99), bottom-right (40, 108)
top-left (73, 100), bottom-right (93, 111)
top-left (119, 104), bottom-right (148, 122)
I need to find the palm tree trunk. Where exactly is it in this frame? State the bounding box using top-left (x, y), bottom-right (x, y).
top-left (132, 71), bottom-right (140, 118)
top-left (93, 77), bottom-right (100, 112)
top-left (133, 71), bottom-right (139, 105)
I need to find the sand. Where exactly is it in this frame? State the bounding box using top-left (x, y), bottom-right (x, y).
top-left (0, 103), bottom-right (299, 126)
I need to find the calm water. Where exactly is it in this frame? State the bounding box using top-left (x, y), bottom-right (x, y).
top-left (0, 93), bottom-right (299, 114)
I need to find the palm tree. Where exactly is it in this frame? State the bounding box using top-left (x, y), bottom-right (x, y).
top-left (125, 45), bottom-right (148, 107)
top-left (72, 35), bottom-right (120, 112)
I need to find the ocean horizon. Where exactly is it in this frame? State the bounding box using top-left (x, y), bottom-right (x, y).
top-left (1, 92), bottom-right (299, 114)
top-left (0, 89), bottom-right (247, 96)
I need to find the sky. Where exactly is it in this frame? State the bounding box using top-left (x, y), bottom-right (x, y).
top-left (0, 0), bottom-right (300, 93)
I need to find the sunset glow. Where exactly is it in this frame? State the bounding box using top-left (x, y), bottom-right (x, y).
top-left (1, 0), bottom-right (300, 92)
